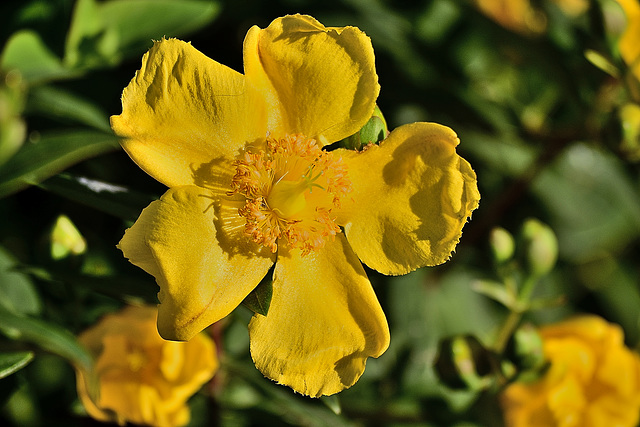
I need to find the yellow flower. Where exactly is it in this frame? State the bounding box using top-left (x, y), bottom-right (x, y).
top-left (75, 305), bottom-right (217, 427)
top-left (474, 0), bottom-right (546, 34)
top-left (501, 315), bottom-right (640, 427)
top-left (112, 14), bottom-right (479, 397)
top-left (616, 0), bottom-right (640, 82)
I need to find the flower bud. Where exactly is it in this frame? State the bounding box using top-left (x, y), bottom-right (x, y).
top-left (340, 105), bottom-right (388, 150)
top-left (519, 219), bottom-right (558, 278)
top-left (619, 102), bottom-right (640, 162)
top-left (490, 227), bottom-right (515, 264)
top-left (505, 323), bottom-right (545, 374)
top-left (434, 334), bottom-right (494, 391)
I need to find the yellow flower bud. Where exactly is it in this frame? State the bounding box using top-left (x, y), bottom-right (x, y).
top-left (501, 315), bottom-right (640, 427)
top-left (75, 305), bottom-right (218, 427)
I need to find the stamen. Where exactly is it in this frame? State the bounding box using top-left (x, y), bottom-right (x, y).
top-left (228, 134), bottom-right (352, 254)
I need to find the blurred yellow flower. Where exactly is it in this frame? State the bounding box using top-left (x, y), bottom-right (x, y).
top-left (616, 0), bottom-right (640, 82)
top-left (502, 315), bottom-right (640, 427)
top-left (76, 305), bottom-right (217, 427)
top-left (112, 14), bottom-right (479, 396)
top-left (474, 0), bottom-right (546, 34)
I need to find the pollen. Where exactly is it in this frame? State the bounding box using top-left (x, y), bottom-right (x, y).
top-left (228, 134), bottom-right (352, 255)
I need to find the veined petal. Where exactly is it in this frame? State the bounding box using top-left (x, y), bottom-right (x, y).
top-left (111, 38), bottom-right (267, 188)
top-left (338, 122), bottom-right (480, 275)
top-left (248, 234), bottom-right (389, 397)
top-left (243, 14), bottom-right (379, 145)
top-left (118, 186), bottom-right (275, 340)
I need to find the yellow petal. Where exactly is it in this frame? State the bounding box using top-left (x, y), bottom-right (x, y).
top-left (338, 122), bottom-right (480, 275)
top-left (111, 38), bottom-right (266, 188)
top-left (118, 186), bottom-right (275, 340)
top-left (248, 234), bottom-right (389, 397)
top-left (243, 14), bottom-right (379, 145)
top-left (617, 0), bottom-right (640, 81)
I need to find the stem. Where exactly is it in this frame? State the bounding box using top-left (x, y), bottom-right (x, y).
top-left (493, 277), bottom-right (538, 354)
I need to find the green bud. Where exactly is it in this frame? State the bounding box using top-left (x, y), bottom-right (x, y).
top-left (505, 323), bottom-right (545, 374)
top-left (619, 103), bottom-right (640, 162)
top-left (50, 215), bottom-right (87, 260)
top-left (519, 218), bottom-right (558, 278)
top-left (434, 334), bottom-right (494, 391)
top-left (340, 105), bottom-right (388, 150)
top-left (489, 227), bottom-right (515, 263)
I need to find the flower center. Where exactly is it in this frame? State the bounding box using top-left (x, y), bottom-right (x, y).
top-left (228, 134), bottom-right (351, 255)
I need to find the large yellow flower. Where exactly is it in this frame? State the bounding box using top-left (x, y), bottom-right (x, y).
top-left (501, 315), bottom-right (640, 427)
top-left (113, 14), bottom-right (479, 397)
top-left (76, 305), bottom-right (217, 427)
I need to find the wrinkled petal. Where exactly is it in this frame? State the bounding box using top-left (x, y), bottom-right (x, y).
top-left (111, 38), bottom-right (266, 188)
top-left (243, 14), bottom-right (379, 145)
top-left (338, 122), bottom-right (480, 275)
top-left (248, 234), bottom-right (389, 397)
top-left (118, 186), bottom-right (275, 340)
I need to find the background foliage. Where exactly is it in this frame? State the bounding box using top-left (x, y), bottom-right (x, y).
top-left (1, 0), bottom-right (639, 425)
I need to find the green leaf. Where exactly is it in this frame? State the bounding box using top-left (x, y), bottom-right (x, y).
top-left (0, 246), bottom-right (41, 316)
top-left (38, 173), bottom-right (156, 221)
top-left (0, 352), bottom-right (34, 379)
top-left (65, 0), bottom-right (221, 70)
top-left (0, 305), bottom-right (92, 371)
top-left (27, 86), bottom-right (110, 131)
top-left (0, 130), bottom-right (119, 198)
top-left (242, 277), bottom-right (273, 316)
top-left (0, 30), bottom-right (75, 84)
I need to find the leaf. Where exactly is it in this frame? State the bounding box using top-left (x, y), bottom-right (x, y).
top-left (0, 352), bottom-right (34, 379)
top-left (0, 246), bottom-right (41, 316)
top-left (471, 280), bottom-right (515, 309)
top-left (0, 304), bottom-right (92, 371)
top-left (0, 30), bottom-right (75, 84)
top-left (0, 129), bottom-right (119, 199)
top-left (65, 0), bottom-right (221, 70)
top-left (26, 86), bottom-right (110, 131)
top-left (38, 174), bottom-right (156, 221)
top-left (242, 277), bottom-right (273, 316)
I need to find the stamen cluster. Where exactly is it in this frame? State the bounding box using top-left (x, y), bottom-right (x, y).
top-left (229, 134), bottom-right (351, 254)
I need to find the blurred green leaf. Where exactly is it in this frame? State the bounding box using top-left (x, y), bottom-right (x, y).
top-left (65, 0), bottom-right (221, 70)
top-left (0, 246), bottom-right (41, 316)
top-left (0, 30), bottom-right (75, 84)
top-left (0, 304), bottom-right (92, 371)
top-left (532, 144), bottom-right (640, 261)
top-left (0, 351), bottom-right (34, 379)
top-left (27, 85), bottom-right (110, 131)
top-left (38, 173), bottom-right (156, 221)
top-left (0, 130), bottom-right (120, 198)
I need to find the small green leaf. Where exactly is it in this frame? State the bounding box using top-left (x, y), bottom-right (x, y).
top-left (38, 173), bottom-right (156, 221)
top-left (27, 85), bottom-right (110, 131)
top-left (0, 352), bottom-right (34, 379)
top-left (242, 277), bottom-right (273, 316)
top-left (0, 246), bottom-right (41, 316)
top-left (0, 304), bottom-right (92, 371)
top-left (471, 280), bottom-right (515, 309)
top-left (0, 130), bottom-right (119, 198)
top-left (0, 30), bottom-right (75, 84)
